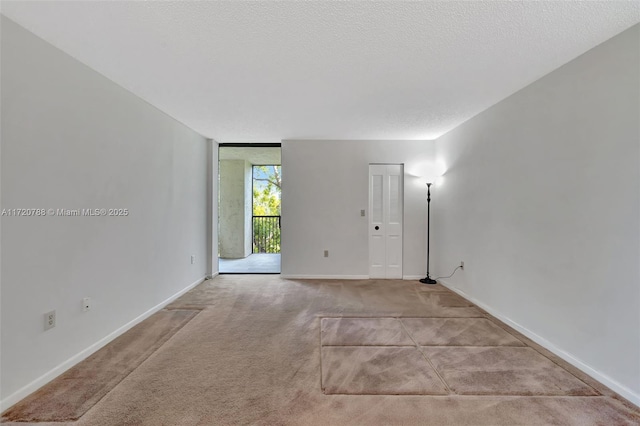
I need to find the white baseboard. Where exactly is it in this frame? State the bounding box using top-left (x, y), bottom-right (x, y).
top-left (0, 275), bottom-right (206, 412)
top-left (283, 275), bottom-right (424, 281)
top-left (403, 275), bottom-right (424, 280)
top-left (439, 279), bottom-right (640, 408)
top-left (281, 274), bottom-right (369, 280)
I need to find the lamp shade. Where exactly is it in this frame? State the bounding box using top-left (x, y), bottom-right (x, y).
top-left (422, 167), bottom-right (445, 185)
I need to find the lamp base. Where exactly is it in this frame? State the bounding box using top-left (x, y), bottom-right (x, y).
top-left (419, 276), bottom-right (437, 285)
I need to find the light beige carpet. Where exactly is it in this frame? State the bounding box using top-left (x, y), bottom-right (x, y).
top-left (321, 346), bottom-right (448, 395)
top-left (321, 317), bottom-right (414, 346)
top-left (319, 316), bottom-right (595, 397)
top-left (423, 346), bottom-right (598, 396)
top-left (402, 317), bottom-right (525, 346)
top-left (2, 276), bottom-right (639, 425)
top-left (1, 309), bottom-right (199, 422)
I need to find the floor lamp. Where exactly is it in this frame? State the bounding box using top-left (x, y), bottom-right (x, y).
top-left (420, 182), bottom-right (437, 284)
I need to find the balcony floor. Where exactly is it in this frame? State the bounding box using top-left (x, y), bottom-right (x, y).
top-left (218, 253), bottom-right (281, 274)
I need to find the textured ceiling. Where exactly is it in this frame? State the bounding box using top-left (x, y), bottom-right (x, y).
top-left (2, 1), bottom-right (638, 142)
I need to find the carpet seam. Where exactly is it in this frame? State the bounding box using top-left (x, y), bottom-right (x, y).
top-left (318, 315), bottom-right (486, 319)
top-left (422, 290), bottom-right (604, 397)
top-left (316, 394), bottom-right (611, 398)
top-left (320, 344), bottom-right (525, 347)
top-left (471, 315), bottom-right (528, 346)
top-left (318, 315), bottom-right (602, 400)
top-left (478, 312), bottom-right (602, 397)
top-left (426, 289), bottom-right (603, 397)
top-left (64, 309), bottom-right (203, 423)
top-left (398, 318), bottom-right (454, 395)
top-left (2, 309), bottom-right (204, 423)
top-left (319, 317), bottom-right (325, 394)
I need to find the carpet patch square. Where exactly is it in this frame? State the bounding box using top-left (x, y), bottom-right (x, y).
top-left (402, 318), bottom-right (525, 346)
top-left (321, 346), bottom-right (448, 395)
top-left (422, 347), bottom-right (598, 396)
top-left (320, 317), bottom-right (413, 346)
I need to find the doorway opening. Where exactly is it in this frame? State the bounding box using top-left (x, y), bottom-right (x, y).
top-left (218, 144), bottom-right (281, 274)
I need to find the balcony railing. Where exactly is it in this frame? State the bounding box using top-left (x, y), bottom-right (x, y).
top-left (253, 215), bottom-right (281, 254)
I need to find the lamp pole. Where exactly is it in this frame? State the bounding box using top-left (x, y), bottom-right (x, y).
top-left (420, 183), bottom-right (437, 284)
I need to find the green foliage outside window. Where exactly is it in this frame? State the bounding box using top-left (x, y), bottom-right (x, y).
top-left (253, 166), bottom-right (281, 253)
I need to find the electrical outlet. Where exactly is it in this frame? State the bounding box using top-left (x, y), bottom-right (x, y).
top-left (360, 209), bottom-right (365, 217)
top-left (82, 297), bottom-right (91, 312)
top-left (460, 261), bottom-right (464, 269)
top-left (191, 255), bottom-right (196, 264)
top-left (324, 250), bottom-right (329, 258)
top-left (44, 310), bottom-right (56, 331)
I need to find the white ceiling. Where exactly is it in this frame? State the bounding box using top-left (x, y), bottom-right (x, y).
top-left (2, 1), bottom-right (638, 142)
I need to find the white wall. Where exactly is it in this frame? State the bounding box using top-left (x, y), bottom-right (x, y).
top-left (206, 138), bottom-right (219, 277)
top-left (0, 17), bottom-right (209, 407)
top-left (433, 24), bottom-right (640, 404)
top-left (281, 140), bottom-right (436, 279)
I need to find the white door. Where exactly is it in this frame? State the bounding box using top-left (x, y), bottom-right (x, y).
top-left (369, 164), bottom-right (403, 279)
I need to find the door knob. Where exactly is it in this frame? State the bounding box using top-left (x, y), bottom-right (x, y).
top-left (375, 226), bottom-right (380, 230)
